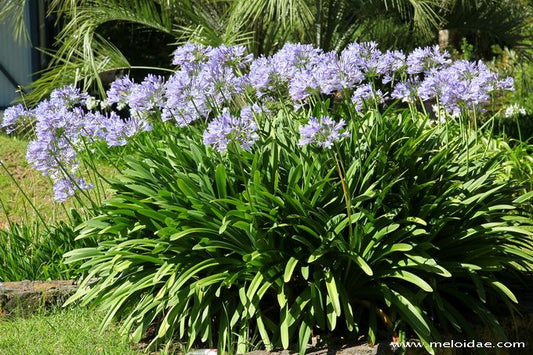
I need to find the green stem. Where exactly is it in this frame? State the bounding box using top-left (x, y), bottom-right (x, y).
top-left (334, 152), bottom-right (354, 248)
top-left (0, 160), bottom-right (52, 233)
top-left (232, 143), bottom-right (255, 214)
top-left (0, 195), bottom-right (14, 230)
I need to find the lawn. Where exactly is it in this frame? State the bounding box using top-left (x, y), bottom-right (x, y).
top-left (0, 307), bottom-right (142, 354)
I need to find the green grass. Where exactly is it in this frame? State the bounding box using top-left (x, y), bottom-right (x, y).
top-left (0, 307), bottom-right (143, 354)
top-left (0, 134), bottom-right (60, 227)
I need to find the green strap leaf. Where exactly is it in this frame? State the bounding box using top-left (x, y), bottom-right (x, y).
top-left (215, 163), bottom-right (228, 198)
top-left (385, 270), bottom-right (433, 292)
top-left (284, 257), bottom-right (299, 282)
top-left (325, 270), bottom-right (342, 317)
top-left (490, 281), bottom-right (518, 304)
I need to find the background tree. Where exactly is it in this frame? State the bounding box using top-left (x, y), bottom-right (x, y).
top-left (0, 0), bottom-right (529, 104)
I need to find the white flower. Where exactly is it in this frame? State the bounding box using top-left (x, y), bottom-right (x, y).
top-left (504, 104), bottom-right (526, 118)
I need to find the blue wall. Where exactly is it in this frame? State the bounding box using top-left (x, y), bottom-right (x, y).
top-left (0, 4), bottom-right (34, 108)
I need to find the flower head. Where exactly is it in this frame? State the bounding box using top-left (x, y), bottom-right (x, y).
top-left (298, 116), bottom-right (350, 148)
top-left (1, 104), bottom-right (34, 133)
top-left (53, 177), bottom-right (93, 203)
top-left (107, 75), bottom-right (135, 109)
top-left (391, 78), bottom-right (420, 103)
top-left (172, 43), bottom-right (211, 70)
top-left (50, 85), bottom-right (90, 108)
top-left (351, 84), bottom-right (385, 112)
top-left (203, 107), bottom-right (259, 152)
top-left (128, 74), bottom-right (166, 116)
top-left (407, 46), bottom-right (450, 75)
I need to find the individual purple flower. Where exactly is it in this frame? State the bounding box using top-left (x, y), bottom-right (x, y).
top-left (407, 45), bottom-right (451, 75)
top-left (203, 108), bottom-right (259, 152)
top-left (351, 84), bottom-right (385, 112)
top-left (1, 104), bottom-right (34, 133)
top-left (298, 116), bottom-right (350, 149)
top-left (107, 75), bottom-right (135, 109)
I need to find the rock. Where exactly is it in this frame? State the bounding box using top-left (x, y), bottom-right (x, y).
top-left (0, 280), bottom-right (77, 315)
top-left (245, 341), bottom-right (395, 355)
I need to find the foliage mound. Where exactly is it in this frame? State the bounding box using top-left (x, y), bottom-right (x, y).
top-left (66, 111), bottom-right (532, 353)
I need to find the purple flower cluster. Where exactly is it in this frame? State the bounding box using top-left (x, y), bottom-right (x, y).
top-left (298, 116), bottom-right (350, 149)
top-left (50, 85), bottom-right (90, 108)
top-left (6, 85), bottom-right (151, 202)
top-left (163, 44), bottom-right (252, 125)
top-left (104, 41), bottom-right (512, 126)
top-left (249, 43), bottom-right (325, 100)
top-left (53, 176), bottom-right (94, 203)
top-left (4, 42), bottom-right (514, 202)
top-left (1, 104), bottom-right (34, 133)
top-left (351, 84), bottom-right (385, 112)
top-left (106, 75), bottom-right (135, 110)
top-left (245, 42), bottom-right (510, 115)
top-left (406, 45), bottom-right (451, 75)
top-left (391, 78), bottom-right (420, 103)
top-left (128, 75), bottom-right (165, 117)
top-left (107, 74), bottom-right (165, 117)
top-left (203, 106), bottom-right (259, 152)
top-left (417, 60), bottom-right (503, 115)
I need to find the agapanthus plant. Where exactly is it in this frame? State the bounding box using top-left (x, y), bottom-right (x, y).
top-left (1, 41), bottom-right (527, 355)
top-left (203, 106), bottom-right (260, 152)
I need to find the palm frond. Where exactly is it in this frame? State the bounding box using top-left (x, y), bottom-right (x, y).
top-left (20, 35), bottom-right (130, 104)
top-left (0, 0), bottom-right (30, 43)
